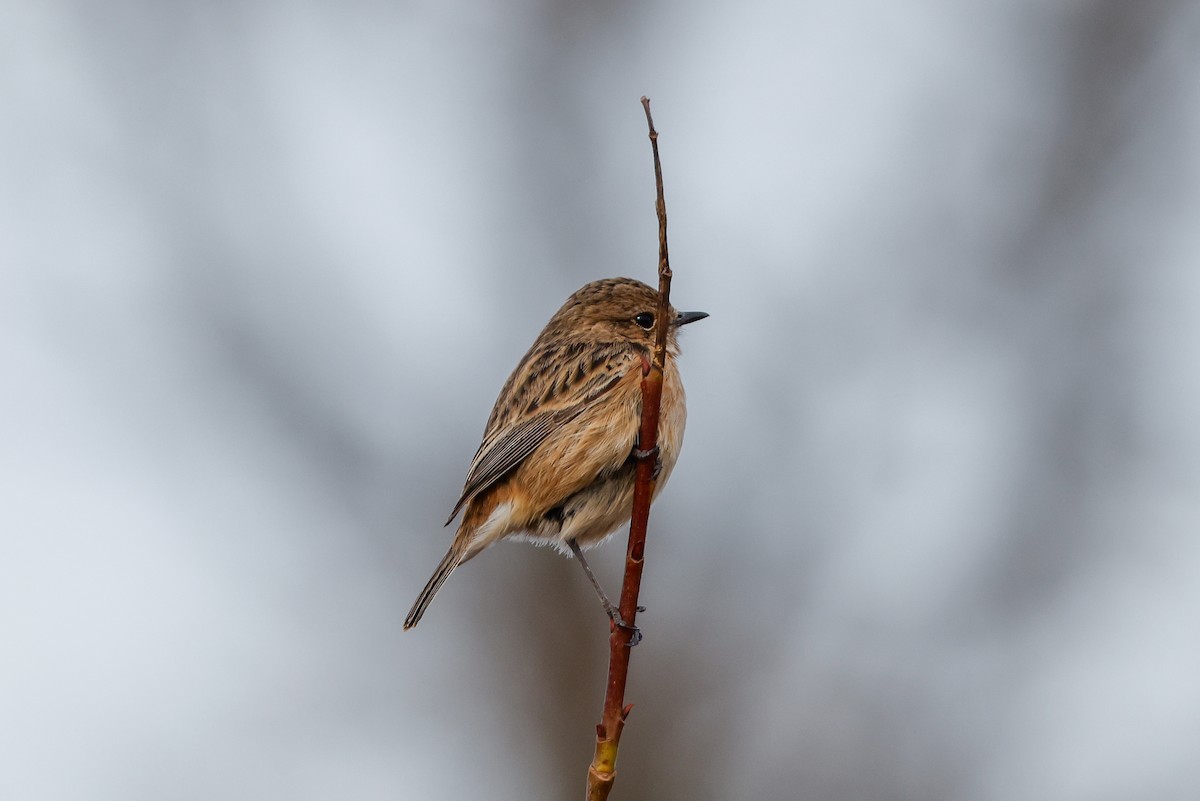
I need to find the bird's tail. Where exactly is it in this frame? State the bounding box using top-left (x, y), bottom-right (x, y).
top-left (404, 545), bottom-right (465, 630)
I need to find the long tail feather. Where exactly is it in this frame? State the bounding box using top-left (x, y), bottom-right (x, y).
top-left (404, 546), bottom-right (464, 630)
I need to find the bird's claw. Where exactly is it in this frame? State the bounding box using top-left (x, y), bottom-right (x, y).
top-left (611, 614), bottom-right (643, 647)
top-left (632, 445), bottom-right (662, 479)
top-left (633, 444), bottom-right (659, 461)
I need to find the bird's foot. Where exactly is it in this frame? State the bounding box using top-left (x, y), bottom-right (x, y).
top-left (632, 445), bottom-right (662, 479)
top-left (605, 606), bottom-right (643, 647)
top-left (612, 615), bottom-right (643, 647)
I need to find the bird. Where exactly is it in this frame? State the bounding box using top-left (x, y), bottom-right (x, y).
top-left (404, 277), bottom-right (707, 633)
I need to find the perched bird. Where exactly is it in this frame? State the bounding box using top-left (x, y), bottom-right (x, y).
top-left (404, 277), bottom-right (706, 632)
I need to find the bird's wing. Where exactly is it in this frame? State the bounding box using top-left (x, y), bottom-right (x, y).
top-left (445, 344), bottom-right (638, 524)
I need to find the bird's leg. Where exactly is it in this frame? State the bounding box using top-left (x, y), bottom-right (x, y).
top-left (567, 539), bottom-right (642, 646)
top-left (566, 539), bottom-right (618, 619)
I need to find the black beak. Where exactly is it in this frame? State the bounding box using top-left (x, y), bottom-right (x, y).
top-left (672, 310), bottom-right (709, 327)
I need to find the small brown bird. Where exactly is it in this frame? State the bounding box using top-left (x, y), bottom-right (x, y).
top-left (404, 277), bottom-right (706, 631)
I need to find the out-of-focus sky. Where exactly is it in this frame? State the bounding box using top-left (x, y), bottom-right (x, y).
top-left (3, 1), bottom-right (1199, 799)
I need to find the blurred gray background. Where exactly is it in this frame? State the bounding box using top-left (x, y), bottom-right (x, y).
top-left (3, 1), bottom-right (1199, 799)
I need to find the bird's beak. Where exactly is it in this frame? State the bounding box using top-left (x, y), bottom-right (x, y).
top-left (672, 311), bottom-right (709, 327)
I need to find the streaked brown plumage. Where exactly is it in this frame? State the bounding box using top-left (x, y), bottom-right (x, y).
top-left (404, 277), bottom-right (706, 630)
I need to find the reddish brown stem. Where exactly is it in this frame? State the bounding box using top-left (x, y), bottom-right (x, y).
top-left (585, 96), bottom-right (673, 801)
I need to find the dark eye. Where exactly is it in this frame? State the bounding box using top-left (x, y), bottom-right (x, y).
top-left (634, 312), bottom-right (655, 330)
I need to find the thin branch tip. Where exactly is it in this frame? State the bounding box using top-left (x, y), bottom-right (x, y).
top-left (641, 97), bottom-right (658, 135)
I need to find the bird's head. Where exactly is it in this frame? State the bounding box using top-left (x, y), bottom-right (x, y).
top-left (545, 277), bottom-right (708, 353)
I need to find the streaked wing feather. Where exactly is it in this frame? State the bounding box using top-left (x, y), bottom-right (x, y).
top-left (445, 366), bottom-right (627, 524)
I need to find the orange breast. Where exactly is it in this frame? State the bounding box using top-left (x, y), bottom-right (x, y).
top-left (653, 358), bottom-right (687, 494)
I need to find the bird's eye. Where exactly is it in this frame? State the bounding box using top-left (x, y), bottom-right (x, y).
top-left (634, 312), bottom-right (655, 330)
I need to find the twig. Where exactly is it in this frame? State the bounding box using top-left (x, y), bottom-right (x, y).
top-left (584, 96), bottom-right (673, 801)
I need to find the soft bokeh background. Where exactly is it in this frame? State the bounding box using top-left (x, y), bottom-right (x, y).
top-left (4, 1), bottom-right (1199, 799)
